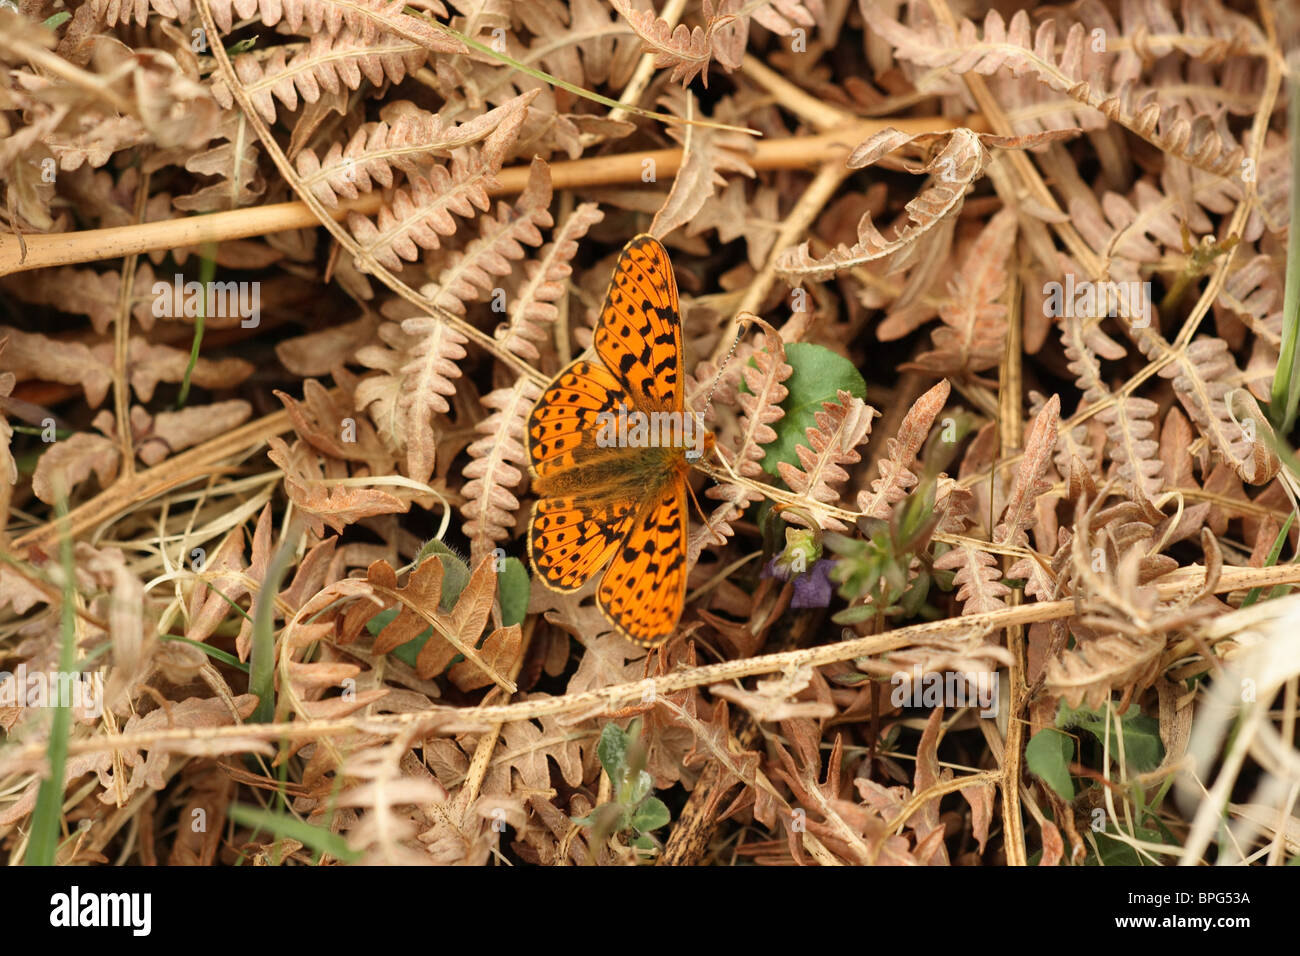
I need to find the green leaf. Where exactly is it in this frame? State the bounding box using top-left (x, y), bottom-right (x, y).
top-left (1026, 728), bottom-right (1076, 800)
top-left (596, 722), bottom-right (631, 782)
top-left (746, 342), bottom-right (867, 475)
top-left (620, 769), bottom-right (652, 807)
top-left (1085, 826), bottom-right (1167, 866)
top-left (160, 633), bottom-right (249, 672)
top-left (226, 803), bottom-right (361, 863)
top-left (499, 557), bottom-right (529, 627)
top-left (367, 606), bottom-right (430, 670)
top-left (1057, 702), bottom-right (1164, 772)
top-left (414, 540), bottom-right (470, 609)
top-left (43, 11), bottom-right (72, 27)
top-left (630, 797), bottom-right (671, 833)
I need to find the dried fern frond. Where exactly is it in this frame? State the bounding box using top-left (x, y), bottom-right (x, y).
top-left (346, 105), bottom-right (527, 272)
top-left (460, 377), bottom-right (541, 562)
top-left (1150, 335), bottom-right (1279, 485)
top-left (933, 544), bottom-right (1010, 614)
top-left (693, 327), bottom-right (791, 558)
top-left (610, 0), bottom-right (724, 87)
top-left (417, 159), bottom-right (553, 317)
top-left (859, 379), bottom-right (950, 520)
top-left (906, 208), bottom-right (1016, 377)
top-left (650, 86), bottom-right (755, 238)
top-left (210, 33), bottom-right (429, 124)
top-left (1059, 309), bottom-right (1164, 511)
top-left (994, 393), bottom-right (1059, 549)
top-left (495, 201), bottom-right (604, 362)
top-left (354, 317), bottom-right (469, 483)
top-left (875, 9), bottom-right (1246, 178)
top-left (777, 127), bottom-right (1068, 282)
top-left (210, 0), bottom-right (455, 44)
top-left (778, 390), bottom-right (876, 532)
top-left (294, 93), bottom-right (536, 208)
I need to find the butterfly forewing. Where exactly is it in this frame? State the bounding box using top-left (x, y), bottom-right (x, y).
top-left (594, 235), bottom-right (683, 414)
top-left (528, 359), bottom-right (626, 479)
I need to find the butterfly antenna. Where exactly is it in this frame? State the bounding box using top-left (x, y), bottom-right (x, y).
top-left (697, 312), bottom-right (754, 425)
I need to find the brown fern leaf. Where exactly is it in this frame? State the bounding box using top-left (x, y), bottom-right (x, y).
top-left (933, 544), bottom-right (1010, 614)
top-left (693, 329), bottom-right (791, 559)
top-left (1097, 398), bottom-right (1163, 511)
top-left (610, 0), bottom-right (716, 87)
top-left (1216, 253), bottom-right (1282, 356)
top-left (1, 267), bottom-right (123, 335)
top-left (778, 127), bottom-right (1067, 282)
top-left (210, 34), bottom-right (429, 124)
top-left (294, 93), bottom-right (536, 208)
top-left (346, 106), bottom-right (527, 273)
top-left (906, 208), bottom-right (1016, 377)
top-left (1152, 336), bottom-right (1279, 485)
top-left (512, 0), bottom-right (646, 90)
top-left (88, 0), bottom-right (193, 27)
top-left (777, 390), bottom-right (877, 532)
top-left (777, 128), bottom-right (987, 282)
top-left (1047, 540), bottom-right (1161, 710)
top-left (1060, 309), bottom-right (1163, 509)
top-left (204, 0), bottom-right (461, 50)
top-left (858, 379), bottom-right (950, 519)
top-left (993, 393), bottom-right (1058, 549)
top-left (650, 86), bottom-right (756, 238)
top-left (268, 436), bottom-right (409, 536)
top-left (334, 743), bottom-right (449, 865)
top-left (461, 378), bottom-right (542, 563)
top-left (346, 156), bottom-right (492, 272)
top-left (874, 10), bottom-right (1245, 178)
top-left (354, 318), bottom-right (469, 483)
top-left (1045, 629), bottom-right (1164, 710)
top-left (495, 202), bottom-right (604, 362)
top-left (420, 159), bottom-right (553, 316)
top-left (721, 328), bottom-right (791, 481)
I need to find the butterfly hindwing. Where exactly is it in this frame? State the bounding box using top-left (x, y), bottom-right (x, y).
top-left (529, 496), bottom-right (637, 591)
top-left (594, 235), bottom-right (683, 415)
top-left (596, 480), bottom-right (688, 646)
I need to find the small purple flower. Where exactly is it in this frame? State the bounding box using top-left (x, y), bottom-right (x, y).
top-left (791, 559), bottom-right (834, 608)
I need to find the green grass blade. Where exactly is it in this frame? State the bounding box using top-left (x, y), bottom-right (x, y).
top-left (176, 242), bottom-right (219, 408)
top-left (248, 528), bottom-right (297, 723)
top-left (1269, 74), bottom-right (1300, 434)
top-left (1240, 511), bottom-right (1295, 609)
top-left (424, 18), bottom-right (758, 137)
top-left (24, 490), bottom-right (78, 866)
top-left (226, 803), bottom-right (361, 863)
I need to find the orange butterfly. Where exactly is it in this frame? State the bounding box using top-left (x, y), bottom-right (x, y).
top-left (526, 235), bottom-right (703, 647)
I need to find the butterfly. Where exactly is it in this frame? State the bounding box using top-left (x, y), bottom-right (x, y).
top-left (526, 235), bottom-right (702, 647)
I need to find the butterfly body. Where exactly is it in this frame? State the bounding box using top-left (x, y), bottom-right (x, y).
top-left (526, 235), bottom-right (694, 646)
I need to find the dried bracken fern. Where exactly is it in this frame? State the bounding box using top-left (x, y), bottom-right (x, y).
top-left (1, 0), bottom-right (1297, 876)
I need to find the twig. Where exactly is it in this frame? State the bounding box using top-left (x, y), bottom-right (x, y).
top-left (0, 120), bottom-right (961, 277)
top-left (9, 562), bottom-right (1300, 767)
